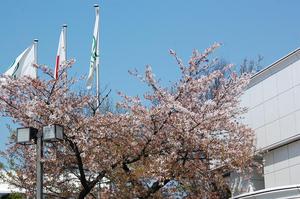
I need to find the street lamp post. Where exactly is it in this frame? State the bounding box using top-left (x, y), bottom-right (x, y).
top-left (36, 131), bottom-right (43, 199)
top-left (16, 124), bottom-right (64, 199)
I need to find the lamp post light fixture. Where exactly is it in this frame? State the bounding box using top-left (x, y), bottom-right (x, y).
top-left (16, 124), bottom-right (64, 199)
top-left (43, 124), bottom-right (64, 142)
top-left (16, 127), bottom-right (38, 144)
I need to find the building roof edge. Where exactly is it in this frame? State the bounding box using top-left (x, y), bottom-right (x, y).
top-left (248, 48), bottom-right (300, 88)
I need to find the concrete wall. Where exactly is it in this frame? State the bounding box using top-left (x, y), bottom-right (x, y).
top-left (264, 140), bottom-right (300, 188)
top-left (240, 50), bottom-right (300, 190)
top-left (241, 58), bottom-right (300, 150)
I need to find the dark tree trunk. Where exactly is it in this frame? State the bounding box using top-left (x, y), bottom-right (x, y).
top-left (78, 187), bottom-right (92, 199)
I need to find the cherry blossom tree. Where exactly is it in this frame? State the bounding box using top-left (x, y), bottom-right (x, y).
top-left (0, 44), bottom-right (255, 198)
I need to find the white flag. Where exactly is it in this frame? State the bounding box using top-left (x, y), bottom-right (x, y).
top-left (87, 6), bottom-right (99, 90)
top-left (54, 27), bottom-right (66, 79)
top-left (4, 44), bottom-right (37, 79)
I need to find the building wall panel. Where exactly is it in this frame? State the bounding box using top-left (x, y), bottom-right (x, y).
top-left (264, 97), bottom-right (279, 124)
top-left (291, 60), bottom-right (300, 86)
top-left (277, 89), bottom-right (295, 118)
top-left (265, 121), bottom-right (281, 146)
top-left (274, 168), bottom-right (290, 187)
top-left (264, 173), bottom-right (275, 188)
top-left (272, 146), bottom-right (289, 171)
top-left (279, 114), bottom-right (297, 140)
top-left (276, 66), bottom-right (293, 94)
top-left (289, 164), bottom-right (300, 184)
top-left (263, 74), bottom-right (278, 101)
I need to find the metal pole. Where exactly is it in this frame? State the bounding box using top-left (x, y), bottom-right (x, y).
top-left (62, 24), bottom-right (67, 80)
top-left (62, 24), bottom-right (67, 60)
top-left (94, 4), bottom-right (100, 109)
top-left (36, 131), bottom-right (43, 199)
top-left (97, 182), bottom-right (101, 199)
top-left (33, 39), bottom-right (43, 198)
top-left (33, 39), bottom-right (38, 78)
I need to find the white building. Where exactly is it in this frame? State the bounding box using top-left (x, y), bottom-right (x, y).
top-left (0, 179), bottom-right (24, 197)
top-left (234, 48), bottom-right (300, 198)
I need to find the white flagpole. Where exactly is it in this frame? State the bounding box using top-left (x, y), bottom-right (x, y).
top-left (63, 24), bottom-right (67, 61)
top-left (94, 4), bottom-right (100, 109)
top-left (33, 39), bottom-right (38, 78)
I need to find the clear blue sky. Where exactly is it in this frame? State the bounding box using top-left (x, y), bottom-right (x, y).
top-left (0, 0), bottom-right (300, 148)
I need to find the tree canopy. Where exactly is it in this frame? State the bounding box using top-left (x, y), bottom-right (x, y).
top-left (0, 44), bottom-right (255, 198)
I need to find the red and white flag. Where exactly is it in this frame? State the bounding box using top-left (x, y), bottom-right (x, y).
top-left (54, 26), bottom-right (66, 79)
